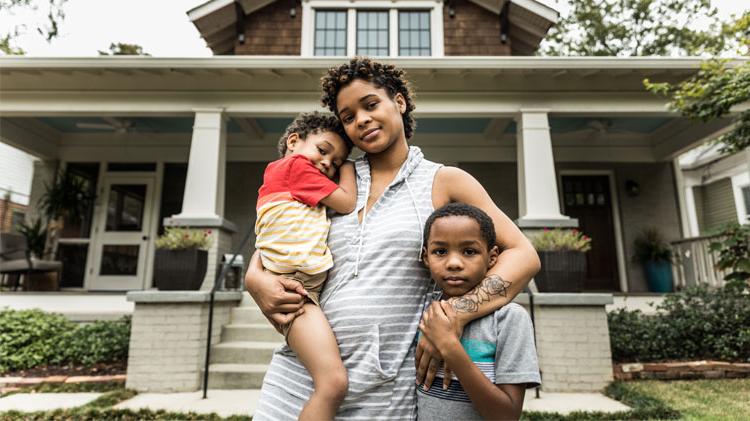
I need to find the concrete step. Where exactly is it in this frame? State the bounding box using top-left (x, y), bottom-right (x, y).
top-left (230, 307), bottom-right (268, 324)
top-left (239, 294), bottom-right (259, 307)
top-left (204, 363), bottom-right (268, 389)
top-left (210, 341), bottom-right (282, 364)
top-left (221, 323), bottom-right (283, 342)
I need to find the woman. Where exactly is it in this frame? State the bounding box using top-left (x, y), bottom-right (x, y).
top-left (245, 57), bottom-right (540, 420)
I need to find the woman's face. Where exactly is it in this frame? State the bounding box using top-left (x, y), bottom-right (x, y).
top-left (335, 79), bottom-right (406, 155)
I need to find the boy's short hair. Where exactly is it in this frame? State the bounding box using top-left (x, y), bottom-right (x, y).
top-left (320, 57), bottom-right (417, 140)
top-left (277, 111), bottom-right (353, 157)
top-left (423, 203), bottom-right (497, 251)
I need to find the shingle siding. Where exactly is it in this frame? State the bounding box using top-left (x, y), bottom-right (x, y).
top-left (443, 0), bottom-right (512, 56)
top-left (235, 1), bottom-right (302, 55)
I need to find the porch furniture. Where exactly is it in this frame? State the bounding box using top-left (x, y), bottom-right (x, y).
top-left (0, 233), bottom-right (62, 291)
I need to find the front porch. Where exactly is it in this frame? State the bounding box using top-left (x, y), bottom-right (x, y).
top-left (0, 57), bottom-right (737, 294)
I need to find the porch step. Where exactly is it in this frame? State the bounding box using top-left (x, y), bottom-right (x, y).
top-left (210, 341), bottom-right (282, 365)
top-left (204, 363), bottom-right (269, 389)
top-left (221, 323), bottom-right (283, 342)
top-left (230, 307), bottom-right (269, 324)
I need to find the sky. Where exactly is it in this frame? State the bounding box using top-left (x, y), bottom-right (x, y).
top-left (0, 0), bottom-right (748, 57)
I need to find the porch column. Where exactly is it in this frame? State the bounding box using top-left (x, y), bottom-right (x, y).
top-left (515, 109), bottom-right (577, 229)
top-left (166, 109), bottom-right (236, 290)
top-left (27, 160), bottom-right (59, 223)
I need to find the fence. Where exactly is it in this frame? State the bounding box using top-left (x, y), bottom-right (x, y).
top-left (670, 234), bottom-right (727, 290)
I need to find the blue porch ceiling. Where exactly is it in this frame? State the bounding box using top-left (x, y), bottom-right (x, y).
top-left (37, 116), bottom-right (674, 135)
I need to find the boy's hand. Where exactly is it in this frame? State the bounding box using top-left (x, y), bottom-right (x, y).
top-left (417, 301), bottom-right (461, 390)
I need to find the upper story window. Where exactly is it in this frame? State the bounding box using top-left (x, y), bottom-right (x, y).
top-left (315, 10), bottom-right (347, 56)
top-left (301, 0), bottom-right (444, 57)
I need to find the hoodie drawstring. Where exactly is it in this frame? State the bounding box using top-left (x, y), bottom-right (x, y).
top-left (353, 180), bottom-right (371, 277)
top-left (404, 178), bottom-right (424, 262)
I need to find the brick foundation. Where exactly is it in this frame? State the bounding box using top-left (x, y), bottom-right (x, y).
top-left (614, 361), bottom-right (750, 381)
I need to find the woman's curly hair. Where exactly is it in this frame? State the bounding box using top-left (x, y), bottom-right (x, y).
top-left (277, 111), bottom-right (352, 157)
top-left (321, 57), bottom-right (416, 140)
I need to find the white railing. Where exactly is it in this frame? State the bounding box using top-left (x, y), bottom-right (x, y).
top-left (671, 235), bottom-right (728, 290)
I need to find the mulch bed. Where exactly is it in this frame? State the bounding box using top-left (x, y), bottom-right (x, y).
top-left (614, 360), bottom-right (750, 381)
top-left (3, 360), bottom-right (126, 378)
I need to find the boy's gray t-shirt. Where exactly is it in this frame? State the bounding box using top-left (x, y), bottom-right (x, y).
top-left (417, 303), bottom-right (541, 420)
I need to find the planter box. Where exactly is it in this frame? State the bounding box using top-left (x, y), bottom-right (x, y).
top-left (153, 249), bottom-right (208, 290)
top-left (25, 272), bottom-right (60, 291)
top-left (535, 250), bottom-right (586, 292)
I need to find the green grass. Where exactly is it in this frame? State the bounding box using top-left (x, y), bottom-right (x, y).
top-left (624, 378), bottom-right (750, 420)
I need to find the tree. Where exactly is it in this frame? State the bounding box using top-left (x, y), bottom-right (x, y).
top-left (541, 0), bottom-right (730, 56)
top-left (0, 0), bottom-right (68, 55)
top-left (98, 42), bottom-right (150, 56)
top-left (644, 13), bottom-right (750, 155)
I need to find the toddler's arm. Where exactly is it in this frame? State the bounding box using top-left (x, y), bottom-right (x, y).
top-left (420, 301), bottom-right (525, 420)
top-left (320, 161), bottom-right (356, 214)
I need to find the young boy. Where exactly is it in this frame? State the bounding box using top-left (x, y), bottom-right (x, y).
top-left (254, 111), bottom-right (356, 420)
top-left (418, 203), bottom-right (541, 420)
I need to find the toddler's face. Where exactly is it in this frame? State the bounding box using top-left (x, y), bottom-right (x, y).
top-left (287, 130), bottom-right (348, 179)
top-left (423, 216), bottom-right (499, 297)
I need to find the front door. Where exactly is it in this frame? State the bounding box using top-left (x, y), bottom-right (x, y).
top-left (561, 175), bottom-right (619, 291)
top-left (89, 176), bottom-right (155, 290)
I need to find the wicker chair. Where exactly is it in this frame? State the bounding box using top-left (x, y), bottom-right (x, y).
top-left (0, 233), bottom-right (62, 290)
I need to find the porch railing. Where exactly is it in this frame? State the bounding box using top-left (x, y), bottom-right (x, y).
top-left (670, 234), bottom-right (728, 290)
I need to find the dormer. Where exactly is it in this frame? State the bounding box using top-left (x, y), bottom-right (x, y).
top-left (189, 0), bottom-right (558, 56)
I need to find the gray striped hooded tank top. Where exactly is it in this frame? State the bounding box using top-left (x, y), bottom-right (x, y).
top-left (254, 146), bottom-right (442, 420)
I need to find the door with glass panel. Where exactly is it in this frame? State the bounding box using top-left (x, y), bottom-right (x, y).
top-left (89, 177), bottom-right (154, 290)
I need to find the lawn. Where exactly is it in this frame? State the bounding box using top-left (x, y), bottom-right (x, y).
top-left (624, 378), bottom-right (750, 420)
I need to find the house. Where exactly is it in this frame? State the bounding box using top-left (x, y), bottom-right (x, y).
top-left (0, 143), bottom-right (35, 233)
top-left (2, 0), bottom-right (746, 396)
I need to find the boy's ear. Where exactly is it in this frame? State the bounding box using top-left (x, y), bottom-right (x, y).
top-left (487, 245), bottom-right (500, 269)
top-left (394, 93), bottom-right (406, 114)
top-left (286, 132), bottom-right (301, 154)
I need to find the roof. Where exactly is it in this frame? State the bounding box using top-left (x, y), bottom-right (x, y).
top-left (187, 0), bottom-right (559, 56)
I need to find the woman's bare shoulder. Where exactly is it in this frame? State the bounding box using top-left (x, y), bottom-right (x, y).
top-left (432, 166), bottom-right (478, 208)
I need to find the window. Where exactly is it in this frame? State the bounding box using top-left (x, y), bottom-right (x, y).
top-left (399, 11), bottom-right (431, 56)
top-left (314, 10), bottom-right (347, 56)
top-left (743, 186), bottom-right (750, 221)
top-left (303, 1), bottom-right (443, 57)
top-left (357, 11), bottom-right (389, 56)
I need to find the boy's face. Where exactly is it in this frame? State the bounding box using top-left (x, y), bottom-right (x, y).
top-left (335, 79), bottom-right (406, 155)
top-left (286, 130), bottom-right (348, 179)
top-left (423, 216), bottom-right (499, 298)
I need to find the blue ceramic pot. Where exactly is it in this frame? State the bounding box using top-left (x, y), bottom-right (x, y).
top-left (643, 260), bottom-right (673, 293)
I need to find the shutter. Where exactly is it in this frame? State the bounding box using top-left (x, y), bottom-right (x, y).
top-left (699, 178), bottom-right (739, 234)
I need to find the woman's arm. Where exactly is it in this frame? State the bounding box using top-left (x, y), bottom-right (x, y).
top-left (418, 166), bottom-right (540, 387)
top-left (420, 302), bottom-right (525, 419)
top-left (244, 250), bottom-right (309, 328)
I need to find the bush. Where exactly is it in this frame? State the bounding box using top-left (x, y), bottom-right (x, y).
top-left (0, 309), bottom-right (131, 373)
top-left (608, 283), bottom-right (750, 362)
top-left (531, 228), bottom-right (592, 252)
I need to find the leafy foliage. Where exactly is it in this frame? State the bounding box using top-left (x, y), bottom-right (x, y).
top-left (0, 0), bottom-right (69, 55)
top-left (632, 227), bottom-right (672, 263)
top-left (0, 309), bottom-right (131, 373)
top-left (531, 228), bottom-right (592, 252)
top-left (708, 223), bottom-right (750, 285)
top-left (98, 42), bottom-right (150, 56)
top-left (541, 0), bottom-right (733, 57)
top-left (608, 283), bottom-right (750, 362)
top-left (155, 227), bottom-right (213, 251)
top-left (646, 59), bottom-right (750, 154)
top-left (16, 217), bottom-right (47, 258)
top-left (39, 169), bottom-right (95, 222)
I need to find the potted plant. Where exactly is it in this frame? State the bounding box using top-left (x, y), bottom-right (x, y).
top-left (153, 227), bottom-right (213, 290)
top-left (531, 228), bottom-right (592, 292)
top-left (38, 170), bottom-right (95, 259)
top-left (633, 228), bottom-right (673, 293)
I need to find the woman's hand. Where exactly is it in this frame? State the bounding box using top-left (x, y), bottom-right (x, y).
top-left (416, 301), bottom-right (464, 390)
top-left (244, 250), bottom-right (308, 328)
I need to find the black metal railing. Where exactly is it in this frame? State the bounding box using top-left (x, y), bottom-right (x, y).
top-left (202, 227), bottom-right (254, 399)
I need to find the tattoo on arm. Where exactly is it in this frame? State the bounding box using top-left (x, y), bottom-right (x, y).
top-left (448, 274), bottom-right (511, 313)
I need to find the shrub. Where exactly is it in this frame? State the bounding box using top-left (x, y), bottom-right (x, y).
top-left (632, 227), bottom-right (672, 263)
top-left (0, 309), bottom-right (131, 373)
top-left (608, 283), bottom-right (750, 362)
top-left (709, 223), bottom-right (750, 285)
top-left (0, 309), bottom-right (73, 373)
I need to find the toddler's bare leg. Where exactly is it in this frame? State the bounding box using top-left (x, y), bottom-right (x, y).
top-left (287, 303), bottom-right (348, 421)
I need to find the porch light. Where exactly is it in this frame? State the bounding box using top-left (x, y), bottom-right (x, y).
top-left (290, 1), bottom-right (296, 18)
top-left (625, 180), bottom-right (640, 197)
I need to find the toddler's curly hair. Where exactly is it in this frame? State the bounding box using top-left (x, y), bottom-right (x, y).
top-left (277, 111), bottom-right (352, 157)
top-left (321, 57), bottom-right (416, 140)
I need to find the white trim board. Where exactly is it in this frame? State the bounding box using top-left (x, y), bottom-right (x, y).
top-left (558, 170), bottom-right (629, 293)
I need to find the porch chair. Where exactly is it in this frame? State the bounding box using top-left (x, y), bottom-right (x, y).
top-left (0, 233), bottom-right (62, 291)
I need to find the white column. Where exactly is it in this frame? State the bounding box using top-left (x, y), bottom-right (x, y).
top-left (172, 109), bottom-right (227, 222)
top-left (515, 109), bottom-right (576, 228)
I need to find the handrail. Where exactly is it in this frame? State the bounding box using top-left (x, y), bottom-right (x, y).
top-left (202, 227), bottom-right (254, 399)
top-left (670, 235), bottom-right (728, 290)
top-left (670, 233), bottom-right (723, 245)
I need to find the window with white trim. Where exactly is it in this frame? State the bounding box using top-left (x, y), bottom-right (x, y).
top-left (742, 186), bottom-right (750, 221)
top-left (301, 1), bottom-right (444, 57)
